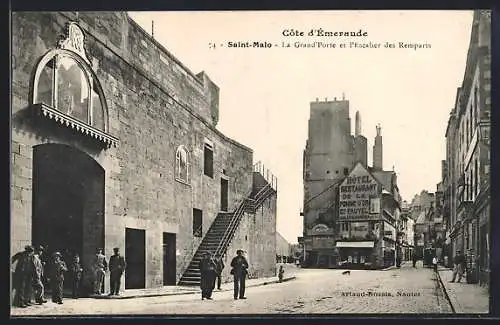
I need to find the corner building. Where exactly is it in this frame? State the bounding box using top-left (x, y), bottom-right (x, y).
top-left (301, 97), bottom-right (367, 268)
top-left (336, 163), bottom-right (401, 269)
top-left (11, 12), bottom-right (277, 294)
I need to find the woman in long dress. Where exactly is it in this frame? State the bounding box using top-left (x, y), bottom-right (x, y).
top-left (200, 252), bottom-right (217, 300)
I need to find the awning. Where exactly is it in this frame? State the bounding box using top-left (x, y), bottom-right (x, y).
top-left (336, 241), bottom-right (375, 248)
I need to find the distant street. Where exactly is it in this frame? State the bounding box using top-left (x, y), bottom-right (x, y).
top-left (13, 262), bottom-right (453, 315)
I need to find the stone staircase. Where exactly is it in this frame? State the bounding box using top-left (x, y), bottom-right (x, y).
top-left (178, 163), bottom-right (277, 286)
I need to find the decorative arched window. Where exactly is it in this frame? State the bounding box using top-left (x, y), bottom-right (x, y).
top-left (32, 22), bottom-right (117, 148)
top-left (175, 145), bottom-right (190, 183)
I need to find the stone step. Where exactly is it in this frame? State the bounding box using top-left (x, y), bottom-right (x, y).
top-left (179, 276), bottom-right (200, 283)
top-left (179, 280), bottom-right (201, 286)
top-left (184, 268), bottom-right (201, 277)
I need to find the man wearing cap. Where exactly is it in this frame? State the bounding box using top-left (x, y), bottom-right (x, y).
top-left (108, 247), bottom-right (126, 296)
top-left (12, 245), bottom-right (34, 307)
top-left (50, 252), bottom-right (68, 304)
top-left (32, 245), bottom-right (47, 304)
top-left (230, 249), bottom-right (249, 300)
top-left (93, 248), bottom-right (108, 295)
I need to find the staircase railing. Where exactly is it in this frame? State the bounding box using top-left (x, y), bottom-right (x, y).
top-left (253, 184), bottom-right (275, 208)
top-left (214, 192), bottom-right (249, 258)
top-left (214, 182), bottom-right (276, 258)
top-left (253, 161), bottom-right (277, 191)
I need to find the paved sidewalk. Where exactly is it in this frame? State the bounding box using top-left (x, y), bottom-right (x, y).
top-left (437, 266), bottom-right (489, 314)
top-left (11, 267), bottom-right (300, 316)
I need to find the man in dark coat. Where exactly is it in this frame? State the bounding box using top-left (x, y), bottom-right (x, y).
top-left (200, 252), bottom-right (217, 300)
top-left (230, 249), bottom-right (249, 300)
top-left (450, 250), bottom-right (466, 283)
top-left (50, 252), bottom-right (68, 304)
top-left (12, 245), bottom-right (35, 307)
top-left (108, 247), bottom-right (126, 296)
top-left (214, 254), bottom-right (225, 290)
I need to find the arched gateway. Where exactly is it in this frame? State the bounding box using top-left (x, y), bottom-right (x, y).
top-left (31, 143), bottom-right (105, 293)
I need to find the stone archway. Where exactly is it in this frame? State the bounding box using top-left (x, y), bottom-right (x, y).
top-left (32, 143), bottom-right (105, 295)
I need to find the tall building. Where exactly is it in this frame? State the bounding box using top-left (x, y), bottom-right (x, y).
top-left (302, 97), bottom-right (354, 268)
top-left (444, 10), bottom-right (491, 287)
top-left (11, 12), bottom-right (278, 295)
top-left (301, 97), bottom-right (396, 269)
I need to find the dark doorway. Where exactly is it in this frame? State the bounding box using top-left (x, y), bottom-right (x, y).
top-left (193, 209), bottom-right (202, 237)
top-left (220, 178), bottom-right (228, 212)
top-left (32, 144), bottom-right (105, 293)
top-left (125, 228), bottom-right (146, 289)
top-left (163, 233), bottom-right (176, 286)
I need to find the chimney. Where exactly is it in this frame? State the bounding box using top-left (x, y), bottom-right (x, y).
top-left (325, 97), bottom-right (328, 102)
top-left (355, 111), bottom-right (361, 136)
top-left (373, 124), bottom-right (383, 170)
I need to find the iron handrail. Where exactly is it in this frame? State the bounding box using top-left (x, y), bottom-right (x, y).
top-left (214, 201), bottom-right (245, 257)
top-left (214, 183), bottom-right (275, 258)
top-left (253, 161), bottom-right (278, 191)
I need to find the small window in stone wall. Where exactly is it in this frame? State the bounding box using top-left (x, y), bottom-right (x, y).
top-left (193, 208), bottom-right (202, 237)
top-left (175, 145), bottom-right (190, 184)
top-left (204, 143), bottom-right (214, 178)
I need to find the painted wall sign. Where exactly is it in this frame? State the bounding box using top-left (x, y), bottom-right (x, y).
top-left (339, 163), bottom-right (379, 220)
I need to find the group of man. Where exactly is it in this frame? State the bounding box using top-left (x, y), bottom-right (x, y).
top-left (12, 245), bottom-right (47, 307)
top-left (92, 247), bottom-right (127, 296)
top-left (11, 245), bottom-right (127, 308)
top-left (199, 249), bottom-right (249, 301)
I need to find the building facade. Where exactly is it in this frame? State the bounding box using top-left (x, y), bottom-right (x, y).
top-left (301, 97), bottom-right (368, 268)
top-left (336, 163), bottom-right (401, 269)
top-left (11, 12), bottom-right (277, 295)
top-left (444, 10), bottom-right (491, 286)
top-left (398, 201), bottom-right (414, 262)
top-left (411, 191), bottom-right (436, 259)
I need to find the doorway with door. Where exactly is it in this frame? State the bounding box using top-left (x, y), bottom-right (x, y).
top-left (220, 177), bottom-right (228, 212)
top-left (125, 228), bottom-right (146, 289)
top-left (163, 232), bottom-right (176, 286)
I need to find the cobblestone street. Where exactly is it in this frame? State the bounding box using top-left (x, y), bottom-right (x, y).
top-left (12, 263), bottom-right (453, 316)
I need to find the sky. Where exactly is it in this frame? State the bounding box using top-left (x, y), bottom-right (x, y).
top-left (129, 11), bottom-right (473, 244)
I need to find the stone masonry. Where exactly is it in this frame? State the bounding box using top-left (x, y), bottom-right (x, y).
top-left (11, 11), bottom-right (277, 293)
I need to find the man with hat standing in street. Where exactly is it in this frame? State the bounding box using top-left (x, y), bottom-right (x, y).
top-left (93, 248), bottom-right (107, 295)
top-left (12, 245), bottom-right (35, 307)
top-left (108, 247), bottom-right (126, 296)
top-left (50, 251), bottom-right (68, 304)
top-left (32, 245), bottom-right (47, 304)
top-left (230, 249), bottom-right (249, 300)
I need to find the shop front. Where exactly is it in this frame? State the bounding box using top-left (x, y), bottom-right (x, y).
top-left (303, 223), bottom-right (337, 268)
top-left (336, 241), bottom-right (376, 269)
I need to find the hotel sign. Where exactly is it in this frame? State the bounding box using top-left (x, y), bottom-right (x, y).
top-left (339, 163), bottom-right (379, 221)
